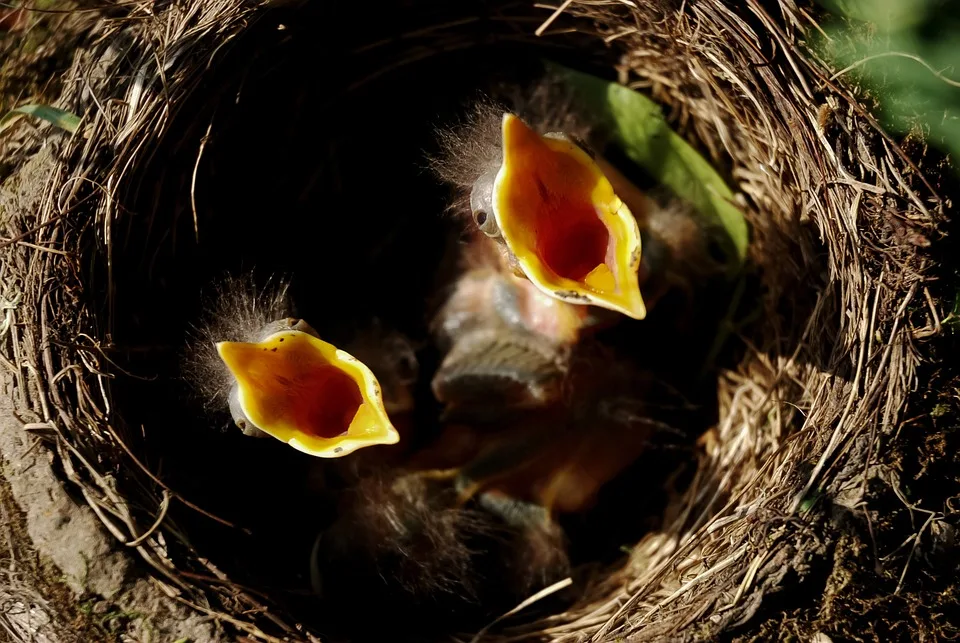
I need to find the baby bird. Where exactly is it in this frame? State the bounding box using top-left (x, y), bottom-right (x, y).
top-left (308, 252), bottom-right (583, 633)
top-left (422, 340), bottom-right (666, 521)
top-left (432, 77), bottom-right (723, 322)
top-left (309, 465), bottom-right (571, 637)
top-left (419, 243), bottom-right (670, 579)
top-left (184, 273), bottom-right (415, 458)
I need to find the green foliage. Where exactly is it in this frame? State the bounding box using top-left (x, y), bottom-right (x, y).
top-left (551, 63), bottom-right (749, 272)
top-left (0, 103), bottom-right (81, 135)
top-left (816, 0), bottom-right (960, 169)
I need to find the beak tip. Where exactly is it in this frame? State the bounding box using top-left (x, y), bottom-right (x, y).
top-left (627, 301), bottom-right (647, 321)
top-left (613, 290), bottom-right (648, 320)
top-left (383, 432), bottom-right (401, 446)
top-left (380, 420), bottom-right (401, 445)
top-left (501, 112), bottom-right (534, 145)
top-left (215, 341), bottom-right (244, 372)
top-left (583, 289), bottom-right (646, 321)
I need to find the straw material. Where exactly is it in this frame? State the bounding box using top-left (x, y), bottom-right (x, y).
top-left (0, 0), bottom-right (946, 640)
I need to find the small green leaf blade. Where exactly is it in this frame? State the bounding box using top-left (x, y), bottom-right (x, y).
top-left (550, 64), bottom-right (749, 270)
top-left (0, 104), bottom-right (81, 135)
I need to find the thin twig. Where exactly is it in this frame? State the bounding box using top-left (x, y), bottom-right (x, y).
top-left (830, 51), bottom-right (960, 88)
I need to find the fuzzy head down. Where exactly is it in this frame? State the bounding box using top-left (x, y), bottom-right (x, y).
top-left (181, 273), bottom-right (295, 420)
top-left (311, 471), bottom-right (571, 630)
top-left (429, 73), bottom-right (601, 218)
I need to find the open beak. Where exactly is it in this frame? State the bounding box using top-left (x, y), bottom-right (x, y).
top-left (216, 330), bottom-right (399, 458)
top-left (492, 113), bottom-right (646, 320)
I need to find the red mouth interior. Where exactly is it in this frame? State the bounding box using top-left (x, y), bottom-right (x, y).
top-left (529, 178), bottom-right (611, 282)
top-left (286, 364), bottom-right (364, 439)
top-left (246, 347), bottom-right (364, 439)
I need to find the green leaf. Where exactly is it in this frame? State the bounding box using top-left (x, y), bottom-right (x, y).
top-left (816, 0), bottom-right (931, 32)
top-left (798, 488), bottom-right (822, 513)
top-left (549, 63), bottom-right (750, 271)
top-left (0, 103), bottom-right (81, 135)
top-left (814, 0), bottom-right (960, 174)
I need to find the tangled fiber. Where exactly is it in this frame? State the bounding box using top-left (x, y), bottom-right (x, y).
top-left (0, 0), bottom-right (949, 640)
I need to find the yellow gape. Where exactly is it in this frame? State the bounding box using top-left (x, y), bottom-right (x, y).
top-left (493, 113), bottom-right (645, 319)
top-left (216, 330), bottom-right (399, 458)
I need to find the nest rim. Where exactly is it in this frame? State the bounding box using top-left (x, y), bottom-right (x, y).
top-left (0, 0), bottom-right (948, 641)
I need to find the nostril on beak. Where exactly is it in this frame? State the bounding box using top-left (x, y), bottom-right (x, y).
top-left (237, 419), bottom-right (267, 438)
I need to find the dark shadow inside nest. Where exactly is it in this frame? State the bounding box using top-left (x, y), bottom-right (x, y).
top-left (93, 4), bottom-right (743, 639)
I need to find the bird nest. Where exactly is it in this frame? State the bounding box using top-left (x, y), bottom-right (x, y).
top-left (0, 0), bottom-right (946, 640)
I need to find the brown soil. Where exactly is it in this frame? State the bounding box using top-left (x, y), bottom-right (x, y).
top-left (0, 469), bottom-right (127, 642)
top-left (1, 6), bottom-right (102, 641)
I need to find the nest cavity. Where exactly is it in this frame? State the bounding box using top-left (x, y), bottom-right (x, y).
top-left (0, 0), bottom-right (945, 641)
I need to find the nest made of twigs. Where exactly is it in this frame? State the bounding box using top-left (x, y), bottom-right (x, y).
top-left (0, 0), bottom-right (947, 640)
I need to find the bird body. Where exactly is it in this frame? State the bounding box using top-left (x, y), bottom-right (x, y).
top-left (309, 465), bottom-right (571, 635)
top-left (423, 340), bottom-right (662, 518)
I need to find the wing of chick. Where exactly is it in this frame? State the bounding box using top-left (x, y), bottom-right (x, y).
top-left (431, 263), bottom-right (595, 420)
top-left (432, 326), bottom-right (567, 422)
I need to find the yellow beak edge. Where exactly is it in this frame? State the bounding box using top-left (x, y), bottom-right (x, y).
top-left (216, 330), bottom-right (399, 458)
top-left (493, 113), bottom-right (646, 320)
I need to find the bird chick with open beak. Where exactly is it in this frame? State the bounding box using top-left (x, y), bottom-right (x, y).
top-left (431, 81), bottom-right (722, 322)
top-left (185, 274), bottom-right (415, 459)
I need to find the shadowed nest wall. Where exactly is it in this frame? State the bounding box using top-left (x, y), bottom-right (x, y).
top-left (0, 0), bottom-right (946, 641)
